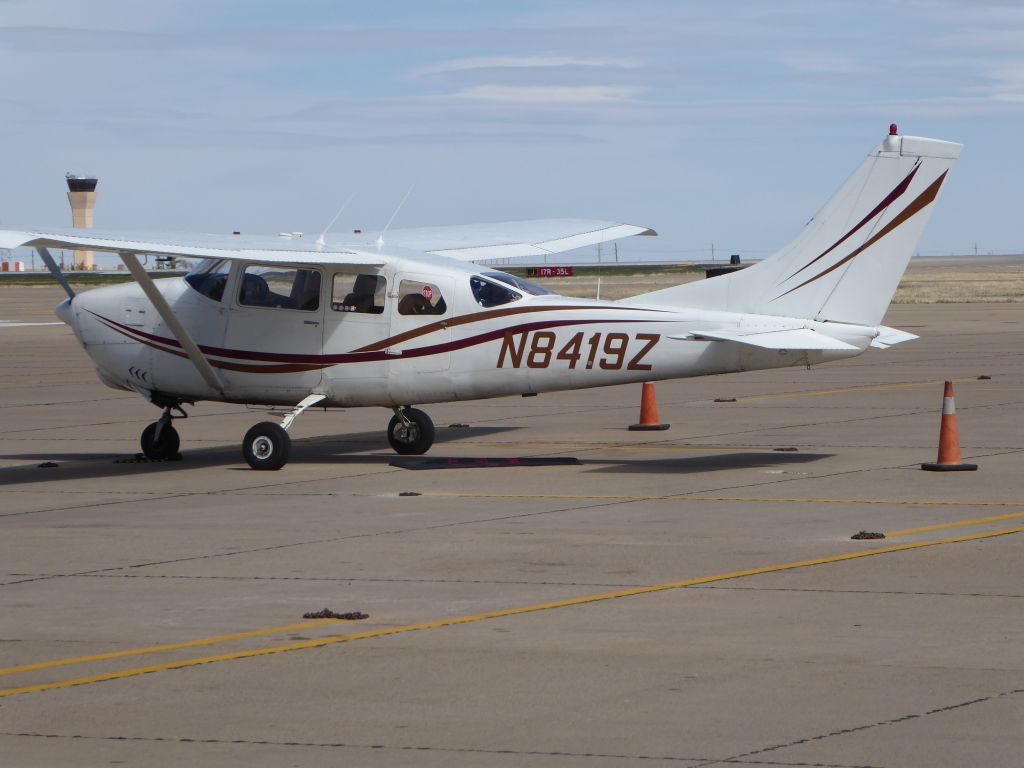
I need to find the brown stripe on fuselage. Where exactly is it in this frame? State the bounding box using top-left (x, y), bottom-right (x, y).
top-left (772, 171), bottom-right (947, 302)
top-left (351, 304), bottom-right (663, 353)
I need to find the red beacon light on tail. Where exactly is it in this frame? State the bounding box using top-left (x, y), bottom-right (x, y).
top-left (889, 123), bottom-right (898, 136)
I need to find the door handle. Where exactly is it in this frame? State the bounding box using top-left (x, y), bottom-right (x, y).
top-left (303, 320), bottom-right (320, 326)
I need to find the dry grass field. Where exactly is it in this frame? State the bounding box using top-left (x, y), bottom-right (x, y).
top-left (542, 256), bottom-right (1024, 303)
top-left (893, 256), bottom-right (1024, 303)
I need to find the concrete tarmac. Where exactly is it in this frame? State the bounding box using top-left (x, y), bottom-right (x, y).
top-left (1, 287), bottom-right (1022, 767)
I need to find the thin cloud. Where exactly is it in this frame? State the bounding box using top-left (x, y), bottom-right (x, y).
top-left (453, 85), bottom-right (643, 104)
top-left (778, 51), bottom-right (871, 76)
top-left (413, 55), bottom-right (638, 77)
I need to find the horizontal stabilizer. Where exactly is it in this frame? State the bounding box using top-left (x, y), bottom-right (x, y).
top-left (674, 327), bottom-right (859, 351)
top-left (870, 326), bottom-right (919, 349)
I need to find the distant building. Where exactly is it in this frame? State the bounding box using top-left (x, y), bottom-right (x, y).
top-left (66, 174), bottom-right (98, 270)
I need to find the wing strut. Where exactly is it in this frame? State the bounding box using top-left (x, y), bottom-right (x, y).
top-left (36, 247), bottom-right (75, 299)
top-left (119, 252), bottom-right (224, 396)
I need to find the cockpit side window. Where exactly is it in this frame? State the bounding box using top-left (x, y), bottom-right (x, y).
top-left (332, 273), bottom-right (386, 314)
top-left (184, 258), bottom-right (230, 302)
top-left (470, 276), bottom-right (522, 308)
top-left (238, 265), bottom-right (321, 311)
top-left (398, 280), bottom-right (447, 315)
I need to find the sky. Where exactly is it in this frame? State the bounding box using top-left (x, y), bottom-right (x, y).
top-left (0, 0), bottom-right (1022, 266)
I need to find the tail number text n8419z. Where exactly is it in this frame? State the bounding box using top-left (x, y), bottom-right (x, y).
top-left (498, 332), bottom-right (660, 371)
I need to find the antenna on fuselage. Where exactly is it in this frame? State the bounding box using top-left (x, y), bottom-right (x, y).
top-left (315, 194), bottom-right (355, 249)
top-left (375, 185), bottom-right (414, 249)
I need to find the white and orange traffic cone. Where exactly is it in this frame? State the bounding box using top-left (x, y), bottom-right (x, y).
top-left (628, 382), bottom-right (670, 431)
top-left (921, 381), bottom-right (977, 471)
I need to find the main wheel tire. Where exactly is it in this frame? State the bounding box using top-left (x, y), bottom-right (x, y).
top-left (141, 422), bottom-right (180, 460)
top-left (387, 408), bottom-right (435, 455)
top-left (242, 422), bottom-right (291, 470)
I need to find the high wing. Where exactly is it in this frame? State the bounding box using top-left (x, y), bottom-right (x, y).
top-left (382, 219), bottom-right (656, 261)
top-left (0, 228), bottom-right (384, 266)
top-left (0, 219), bottom-right (655, 264)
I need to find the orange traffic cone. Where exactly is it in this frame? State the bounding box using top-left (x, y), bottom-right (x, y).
top-left (628, 383), bottom-right (670, 431)
top-left (921, 381), bottom-right (977, 471)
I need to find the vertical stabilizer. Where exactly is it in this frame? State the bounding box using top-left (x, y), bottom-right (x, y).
top-left (623, 129), bottom-right (961, 326)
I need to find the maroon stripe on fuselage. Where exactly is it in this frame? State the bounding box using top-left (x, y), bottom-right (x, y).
top-left (88, 304), bottom-right (667, 365)
top-left (88, 309), bottom-right (667, 373)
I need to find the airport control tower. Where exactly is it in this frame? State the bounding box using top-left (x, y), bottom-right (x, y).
top-left (66, 173), bottom-right (98, 270)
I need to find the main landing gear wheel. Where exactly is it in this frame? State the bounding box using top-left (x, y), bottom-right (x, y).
top-left (140, 421), bottom-right (180, 460)
top-left (243, 422), bottom-right (291, 471)
top-left (387, 408), bottom-right (435, 455)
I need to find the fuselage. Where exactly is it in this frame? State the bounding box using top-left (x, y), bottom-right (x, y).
top-left (59, 252), bottom-right (873, 408)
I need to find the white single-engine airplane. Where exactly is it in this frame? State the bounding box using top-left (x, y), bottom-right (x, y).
top-left (0, 127), bottom-right (960, 469)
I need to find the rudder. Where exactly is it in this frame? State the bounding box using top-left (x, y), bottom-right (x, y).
top-left (623, 129), bottom-right (962, 327)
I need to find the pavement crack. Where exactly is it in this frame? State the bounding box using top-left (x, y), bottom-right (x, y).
top-left (696, 688), bottom-right (1024, 767)
top-left (75, 572), bottom-right (644, 588)
top-left (0, 731), bottom-right (886, 766)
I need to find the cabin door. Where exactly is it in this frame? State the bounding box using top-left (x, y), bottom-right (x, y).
top-left (387, 273), bottom-right (454, 376)
top-left (220, 263), bottom-right (325, 400)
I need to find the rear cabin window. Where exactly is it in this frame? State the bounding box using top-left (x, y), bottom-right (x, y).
top-left (332, 273), bottom-right (386, 314)
top-left (238, 265), bottom-right (321, 311)
top-left (184, 258), bottom-right (230, 302)
top-left (470, 276), bottom-right (522, 308)
top-left (398, 280), bottom-right (447, 316)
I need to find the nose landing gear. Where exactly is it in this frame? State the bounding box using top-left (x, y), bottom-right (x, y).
top-left (140, 404), bottom-right (186, 460)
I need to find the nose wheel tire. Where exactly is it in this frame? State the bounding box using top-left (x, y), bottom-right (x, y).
top-left (387, 408), bottom-right (435, 455)
top-left (243, 422), bottom-right (291, 470)
top-left (141, 422), bottom-right (180, 460)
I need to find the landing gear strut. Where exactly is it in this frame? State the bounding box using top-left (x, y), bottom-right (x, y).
top-left (140, 404), bottom-right (184, 460)
top-left (387, 407), bottom-right (435, 455)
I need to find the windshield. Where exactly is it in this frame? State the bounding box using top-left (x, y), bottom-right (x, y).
top-left (482, 271), bottom-right (553, 296)
top-left (470, 276), bottom-right (521, 308)
top-left (184, 258), bottom-right (230, 302)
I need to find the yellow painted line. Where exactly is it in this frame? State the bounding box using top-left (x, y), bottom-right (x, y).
top-left (736, 377), bottom-right (975, 403)
top-left (886, 512), bottom-right (1024, 538)
top-left (2, 526), bottom-right (1020, 699)
top-left (418, 491), bottom-right (1024, 508)
top-left (0, 619), bottom-right (340, 679)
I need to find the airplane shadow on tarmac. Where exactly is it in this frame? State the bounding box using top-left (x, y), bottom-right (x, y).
top-left (0, 428), bottom-right (829, 486)
top-left (581, 451), bottom-right (831, 474)
top-left (0, 426), bottom-right (521, 487)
